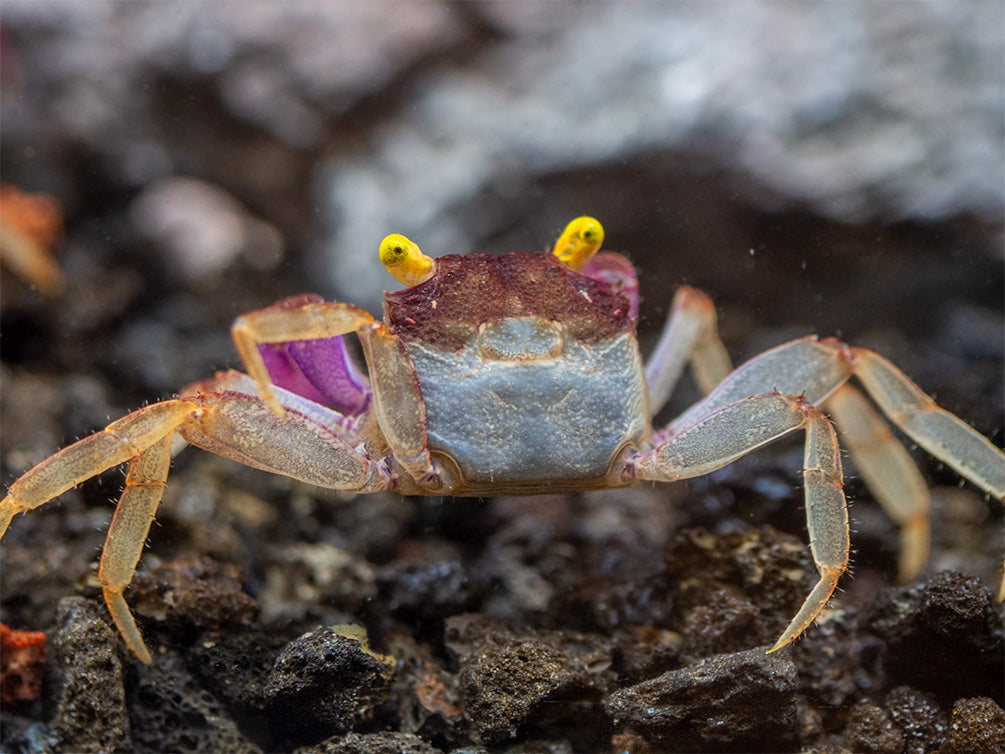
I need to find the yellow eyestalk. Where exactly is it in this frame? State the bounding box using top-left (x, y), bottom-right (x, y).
top-left (379, 233), bottom-right (436, 287)
top-left (552, 216), bottom-right (604, 272)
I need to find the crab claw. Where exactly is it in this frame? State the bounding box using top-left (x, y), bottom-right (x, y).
top-left (380, 233), bottom-right (436, 287)
top-left (552, 216), bottom-right (604, 272)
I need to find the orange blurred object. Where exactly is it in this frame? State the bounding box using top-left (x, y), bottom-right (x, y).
top-left (0, 622), bottom-right (47, 705)
top-left (0, 183), bottom-right (65, 295)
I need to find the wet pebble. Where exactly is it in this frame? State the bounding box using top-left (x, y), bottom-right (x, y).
top-left (604, 645), bottom-right (798, 750)
top-left (262, 625), bottom-right (395, 745)
top-left (841, 702), bottom-right (904, 754)
top-left (377, 559), bottom-right (476, 637)
top-left (129, 651), bottom-right (260, 753)
top-left (884, 686), bottom-right (948, 754)
top-left (447, 616), bottom-right (611, 746)
top-left (129, 555), bottom-right (258, 649)
top-left (292, 730), bottom-right (439, 754)
top-left (866, 570), bottom-right (1004, 701)
top-left (939, 696), bottom-right (1005, 754)
top-left (47, 597), bottom-right (131, 753)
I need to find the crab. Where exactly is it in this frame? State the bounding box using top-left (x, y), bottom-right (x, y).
top-left (2, 217), bottom-right (1004, 664)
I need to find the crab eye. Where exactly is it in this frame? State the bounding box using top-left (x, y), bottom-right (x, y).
top-left (379, 233), bottom-right (436, 287)
top-left (552, 216), bottom-right (604, 272)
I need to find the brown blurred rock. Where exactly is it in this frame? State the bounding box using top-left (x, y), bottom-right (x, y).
top-left (605, 646), bottom-right (798, 751)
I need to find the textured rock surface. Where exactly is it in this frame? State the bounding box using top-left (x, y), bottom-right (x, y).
top-left (605, 646), bottom-right (798, 751)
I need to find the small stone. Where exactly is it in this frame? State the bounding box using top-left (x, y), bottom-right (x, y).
top-left (604, 645), bottom-right (797, 750)
top-left (129, 555), bottom-right (258, 649)
top-left (129, 651), bottom-right (261, 753)
top-left (678, 586), bottom-right (767, 657)
top-left (867, 571), bottom-right (1003, 701)
top-left (49, 597), bottom-right (132, 753)
top-left (263, 626), bottom-right (394, 743)
top-left (293, 730), bottom-right (439, 754)
top-left (841, 702), bottom-right (904, 754)
top-left (448, 617), bottom-right (610, 746)
top-left (884, 686), bottom-right (947, 754)
top-left (377, 559), bottom-right (475, 634)
top-left (939, 697), bottom-right (1005, 754)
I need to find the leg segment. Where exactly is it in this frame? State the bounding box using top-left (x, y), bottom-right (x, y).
top-left (179, 390), bottom-right (392, 493)
top-left (359, 324), bottom-right (449, 491)
top-left (183, 370), bottom-right (363, 440)
top-left (664, 337), bottom-right (854, 441)
top-left (233, 296), bottom-right (444, 491)
top-left (0, 400), bottom-right (199, 537)
top-left (847, 346), bottom-right (1005, 600)
top-left (1, 401), bottom-right (196, 662)
top-left (635, 391), bottom-right (848, 651)
top-left (825, 383), bottom-right (930, 582)
top-left (645, 286), bottom-right (732, 413)
top-left (849, 347), bottom-right (1005, 500)
top-left (2, 384), bottom-right (394, 663)
top-left (99, 434), bottom-right (173, 664)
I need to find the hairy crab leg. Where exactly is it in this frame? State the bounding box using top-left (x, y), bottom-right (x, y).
top-left (99, 434), bottom-right (174, 664)
top-left (848, 347), bottom-right (1005, 499)
top-left (0, 400), bottom-right (199, 537)
top-left (634, 392), bottom-right (848, 652)
top-left (846, 346), bottom-right (1005, 599)
top-left (184, 370), bottom-right (363, 439)
top-left (231, 301), bottom-right (376, 416)
top-left (825, 383), bottom-right (930, 582)
top-left (644, 286), bottom-right (732, 412)
top-left (2, 385), bottom-right (392, 663)
top-left (664, 337), bottom-right (854, 441)
top-left (178, 391), bottom-right (392, 493)
top-left (656, 335), bottom-right (1005, 604)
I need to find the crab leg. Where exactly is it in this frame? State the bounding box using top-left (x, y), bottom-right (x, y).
top-left (179, 390), bottom-right (391, 493)
top-left (635, 392), bottom-right (848, 651)
top-left (846, 347), bottom-right (1005, 599)
top-left (99, 434), bottom-right (174, 664)
top-left (645, 286), bottom-right (732, 412)
top-left (359, 324), bottom-right (448, 490)
top-left (184, 370), bottom-right (363, 439)
top-left (657, 335), bottom-right (1005, 600)
top-left (663, 337), bottom-right (854, 441)
top-left (0, 400), bottom-right (199, 537)
top-left (825, 383), bottom-right (930, 582)
top-left (231, 300), bottom-right (376, 415)
top-left (848, 347), bottom-right (1005, 500)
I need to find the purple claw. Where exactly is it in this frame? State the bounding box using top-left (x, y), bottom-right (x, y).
top-left (255, 296), bottom-right (371, 415)
top-left (259, 336), bottom-right (371, 415)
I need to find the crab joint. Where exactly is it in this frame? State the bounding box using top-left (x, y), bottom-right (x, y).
top-left (552, 216), bottom-right (604, 272)
top-left (380, 233), bottom-right (436, 287)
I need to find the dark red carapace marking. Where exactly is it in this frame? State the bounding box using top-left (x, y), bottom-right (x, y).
top-left (384, 251), bottom-right (635, 350)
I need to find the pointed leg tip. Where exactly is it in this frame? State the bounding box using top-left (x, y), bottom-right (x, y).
top-left (103, 586), bottom-right (154, 664)
top-left (0, 501), bottom-right (14, 539)
top-left (767, 628), bottom-right (798, 654)
top-left (766, 640), bottom-right (786, 654)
